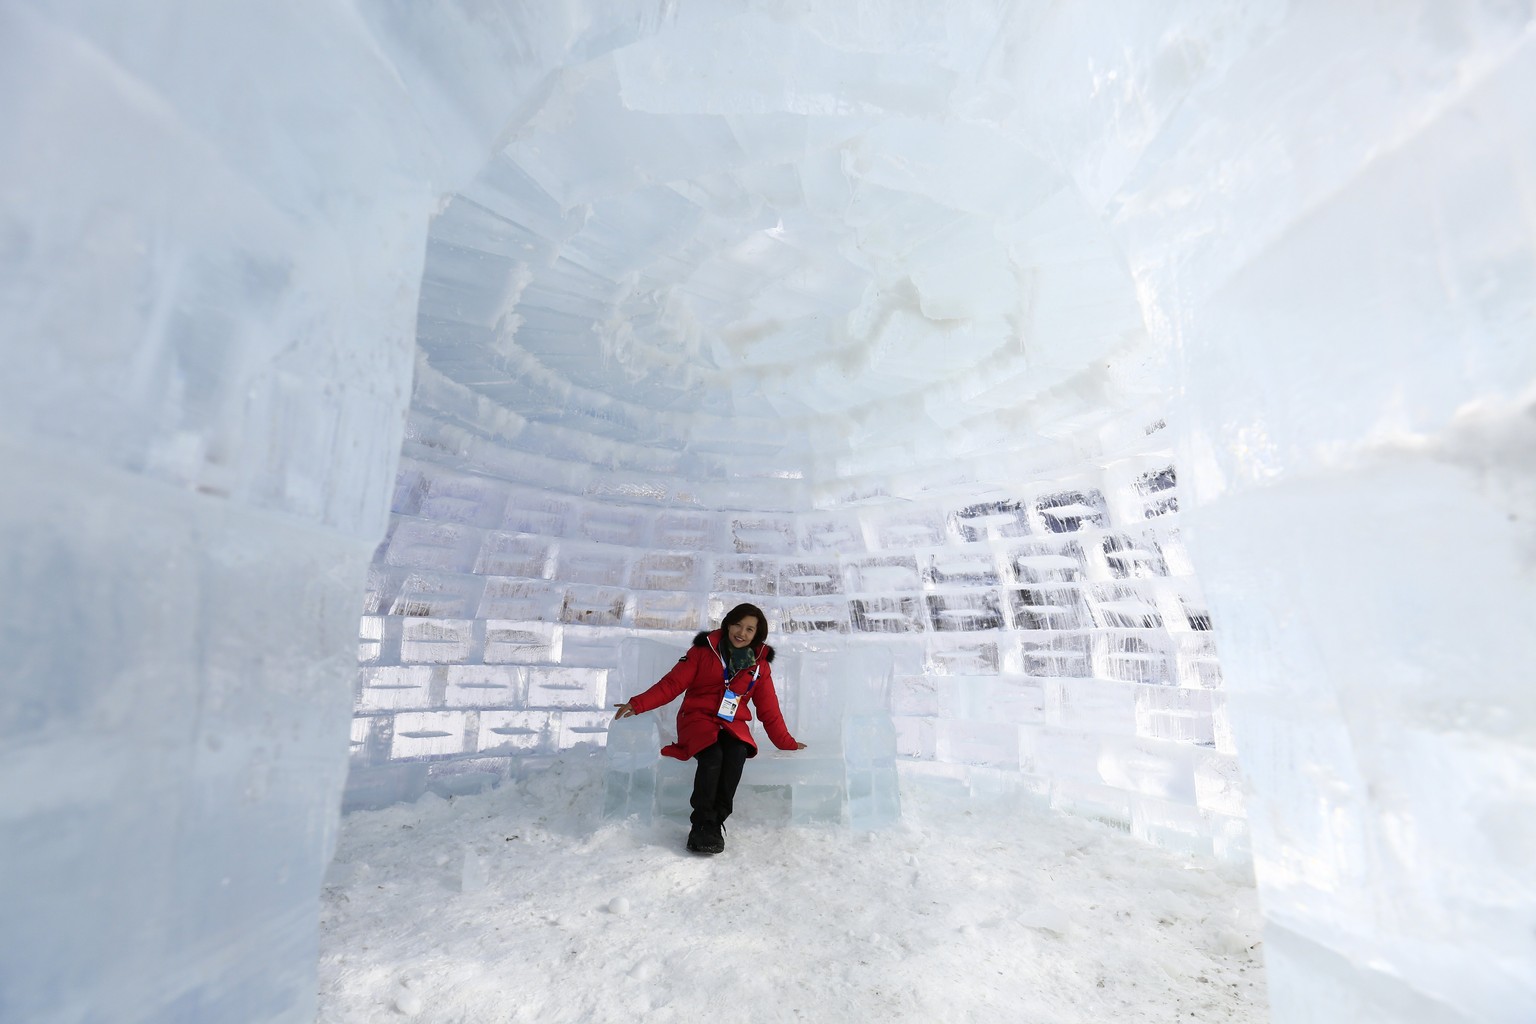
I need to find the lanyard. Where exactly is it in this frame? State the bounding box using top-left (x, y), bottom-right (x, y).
top-left (715, 641), bottom-right (761, 698)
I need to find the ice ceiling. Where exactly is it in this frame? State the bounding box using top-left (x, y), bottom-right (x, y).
top-left (3, 3), bottom-right (1534, 1024)
top-left (414, 6), bottom-right (1155, 502)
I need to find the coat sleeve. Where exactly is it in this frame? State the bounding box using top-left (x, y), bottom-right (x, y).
top-left (628, 645), bottom-right (703, 715)
top-left (749, 662), bottom-right (799, 750)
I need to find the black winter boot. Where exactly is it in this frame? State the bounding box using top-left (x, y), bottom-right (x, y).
top-left (686, 825), bottom-right (718, 855)
top-left (701, 821), bottom-right (725, 855)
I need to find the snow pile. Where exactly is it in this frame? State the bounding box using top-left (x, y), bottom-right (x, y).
top-left (318, 754), bottom-right (1265, 1023)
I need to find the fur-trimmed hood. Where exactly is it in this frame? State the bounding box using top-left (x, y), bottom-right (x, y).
top-left (693, 629), bottom-right (775, 663)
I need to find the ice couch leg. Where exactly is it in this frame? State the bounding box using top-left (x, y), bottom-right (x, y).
top-left (602, 716), bottom-right (660, 823)
top-left (843, 714), bottom-right (900, 830)
top-left (603, 714), bottom-right (900, 830)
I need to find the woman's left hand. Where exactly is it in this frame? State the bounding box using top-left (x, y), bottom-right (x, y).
top-left (794, 741), bottom-right (808, 750)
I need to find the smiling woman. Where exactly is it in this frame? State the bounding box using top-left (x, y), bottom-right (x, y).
top-left (615, 603), bottom-right (807, 854)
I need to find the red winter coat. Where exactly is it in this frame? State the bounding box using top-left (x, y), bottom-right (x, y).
top-left (627, 630), bottom-right (799, 760)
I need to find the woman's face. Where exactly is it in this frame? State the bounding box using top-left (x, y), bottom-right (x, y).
top-left (727, 616), bottom-right (759, 649)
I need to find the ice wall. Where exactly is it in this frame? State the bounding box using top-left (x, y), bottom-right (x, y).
top-left (0, 8), bottom-right (421, 1020)
top-left (0, 2), bottom-right (678, 1022)
top-left (352, 388), bottom-right (1240, 850)
top-left (1055, 10), bottom-right (1535, 1020)
top-left (1040, 8), bottom-right (1536, 1022)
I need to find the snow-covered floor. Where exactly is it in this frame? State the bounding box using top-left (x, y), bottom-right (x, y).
top-left (318, 756), bottom-right (1267, 1023)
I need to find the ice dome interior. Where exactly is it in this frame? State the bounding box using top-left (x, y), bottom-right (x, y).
top-left (3, 3), bottom-right (1534, 1023)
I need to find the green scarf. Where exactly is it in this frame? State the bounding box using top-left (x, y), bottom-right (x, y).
top-left (724, 637), bottom-right (756, 674)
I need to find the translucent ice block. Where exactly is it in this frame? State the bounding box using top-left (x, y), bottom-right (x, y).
top-left (790, 782), bottom-right (844, 825)
top-left (843, 714), bottom-right (900, 830)
top-left (602, 716), bottom-right (660, 822)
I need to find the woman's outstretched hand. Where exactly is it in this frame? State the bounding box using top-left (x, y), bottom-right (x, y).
top-left (794, 741), bottom-right (807, 749)
top-left (612, 702), bottom-right (636, 720)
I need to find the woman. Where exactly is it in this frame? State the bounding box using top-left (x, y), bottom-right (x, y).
top-left (613, 603), bottom-right (806, 854)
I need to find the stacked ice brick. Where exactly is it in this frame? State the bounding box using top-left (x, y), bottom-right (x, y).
top-left (348, 396), bottom-right (1240, 853)
top-left (883, 454), bottom-right (1241, 857)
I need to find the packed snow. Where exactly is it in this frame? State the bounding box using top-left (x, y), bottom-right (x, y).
top-left (318, 755), bottom-right (1265, 1023)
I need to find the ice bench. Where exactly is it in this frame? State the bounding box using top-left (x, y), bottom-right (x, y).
top-left (603, 714), bottom-right (899, 829)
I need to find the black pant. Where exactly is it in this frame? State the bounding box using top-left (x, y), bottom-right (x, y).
top-left (690, 730), bottom-right (751, 829)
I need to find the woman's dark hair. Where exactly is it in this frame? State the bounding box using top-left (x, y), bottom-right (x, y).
top-left (721, 602), bottom-right (768, 648)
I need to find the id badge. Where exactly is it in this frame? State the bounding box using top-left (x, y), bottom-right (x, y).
top-left (716, 692), bottom-right (740, 721)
